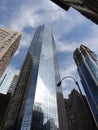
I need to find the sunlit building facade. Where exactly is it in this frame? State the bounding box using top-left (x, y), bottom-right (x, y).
top-left (0, 27), bottom-right (21, 77)
top-left (20, 25), bottom-right (59, 130)
top-left (73, 45), bottom-right (98, 128)
top-left (2, 25), bottom-right (61, 130)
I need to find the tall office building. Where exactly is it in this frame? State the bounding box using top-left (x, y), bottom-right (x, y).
top-left (0, 27), bottom-right (21, 77)
top-left (64, 89), bottom-right (97, 130)
top-left (0, 67), bottom-right (20, 94)
top-left (1, 25), bottom-right (65, 130)
top-left (57, 90), bottom-right (69, 130)
top-left (73, 45), bottom-right (98, 128)
top-left (8, 74), bottom-right (19, 95)
top-left (0, 93), bottom-right (11, 126)
top-left (0, 73), bottom-right (19, 126)
top-left (51, 0), bottom-right (98, 25)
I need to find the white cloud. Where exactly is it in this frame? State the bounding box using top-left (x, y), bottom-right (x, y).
top-left (8, 0), bottom-right (60, 31)
top-left (61, 64), bottom-right (77, 77)
top-left (82, 24), bottom-right (98, 53)
top-left (52, 8), bottom-right (87, 39)
top-left (5, 0), bottom-right (87, 56)
top-left (1, 0), bottom-right (98, 98)
top-left (59, 64), bottom-right (77, 89)
top-left (62, 89), bottom-right (71, 98)
top-left (14, 48), bottom-right (20, 56)
top-left (57, 40), bottom-right (79, 52)
top-left (9, 6), bottom-right (38, 31)
top-left (20, 32), bottom-right (33, 47)
top-left (7, 0), bottom-right (65, 52)
top-left (59, 65), bottom-right (81, 98)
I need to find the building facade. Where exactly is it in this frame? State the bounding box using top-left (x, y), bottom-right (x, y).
top-left (1, 25), bottom-right (64, 130)
top-left (73, 45), bottom-right (98, 128)
top-left (0, 27), bottom-right (21, 77)
top-left (0, 73), bottom-right (19, 126)
top-left (0, 67), bottom-right (20, 94)
top-left (0, 93), bottom-right (11, 126)
top-left (57, 90), bottom-right (68, 130)
top-left (8, 74), bottom-right (19, 95)
top-left (64, 89), bottom-right (97, 130)
top-left (51, 0), bottom-right (98, 25)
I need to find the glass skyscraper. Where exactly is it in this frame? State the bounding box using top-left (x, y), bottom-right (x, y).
top-left (2, 25), bottom-right (60, 130)
top-left (73, 45), bottom-right (98, 128)
top-left (21, 25), bottom-right (59, 130)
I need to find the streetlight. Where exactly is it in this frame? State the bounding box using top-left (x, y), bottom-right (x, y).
top-left (57, 76), bottom-right (83, 96)
top-left (57, 75), bottom-right (92, 124)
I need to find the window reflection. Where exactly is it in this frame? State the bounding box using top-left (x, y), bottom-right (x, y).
top-left (32, 27), bottom-right (59, 129)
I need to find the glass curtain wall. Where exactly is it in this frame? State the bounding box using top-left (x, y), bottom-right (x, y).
top-left (21, 26), bottom-right (59, 130)
top-left (73, 45), bottom-right (98, 127)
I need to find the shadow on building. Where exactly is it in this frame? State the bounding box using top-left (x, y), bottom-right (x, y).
top-left (51, 0), bottom-right (98, 25)
top-left (64, 89), bottom-right (97, 130)
top-left (0, 93), bottom-right (11, 126)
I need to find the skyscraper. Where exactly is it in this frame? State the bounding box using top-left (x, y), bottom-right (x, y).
top-left (0, 93), bottom-right (11, 126)
top-left (0, 67), bottom-right (20, 94)
top-left (0, 27), bottom-right (21, 77)
top-left (0, 72), bottom-right (19, 126)
top-left (8, 74), bottom-right (19, 95)
top-left (64, 89), bottom-right (97, 130)
top-left (51, 0), bottom-right (98, 25)
top-left (73, 45), bottom-right (98, 128)
top-left (2, 25), bottom-right (63, 130)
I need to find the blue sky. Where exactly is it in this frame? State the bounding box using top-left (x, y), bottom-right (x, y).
top-left (0, 0), bottom-right (98, 97)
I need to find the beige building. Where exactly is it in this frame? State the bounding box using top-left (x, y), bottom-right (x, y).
top-left (0, 27), bottom-right (22, 77)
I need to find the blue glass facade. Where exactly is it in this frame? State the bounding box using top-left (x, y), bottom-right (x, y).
top-left (21, 25), bottom-right (59, 130)
top-left (20, 25), bottom-right (44, 130)
top-left (73, 45), bottom-right (98, 127)
top-left (2, 25), bottom-right (60, 130)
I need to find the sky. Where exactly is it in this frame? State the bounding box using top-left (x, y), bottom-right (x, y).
top-left (0, 0), bottom-right (98, 98)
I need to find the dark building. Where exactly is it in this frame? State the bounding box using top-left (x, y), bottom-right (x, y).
top-left (73, 45), bottom-right (98, 128)
top-left (1, 25), bottom-right (66, 130)
top-left (0, 93), bottom-right (11, 126)
top-left (0, 74), bottom-right (19, 126)
top-left (64, 89), bottom-right (97, 130)
top-left (51, 0), bottom-right (98, 25)
top-left (57, 90), bottom-right (68, 130)
top-left (31, 103), bottom-right (44, 130)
